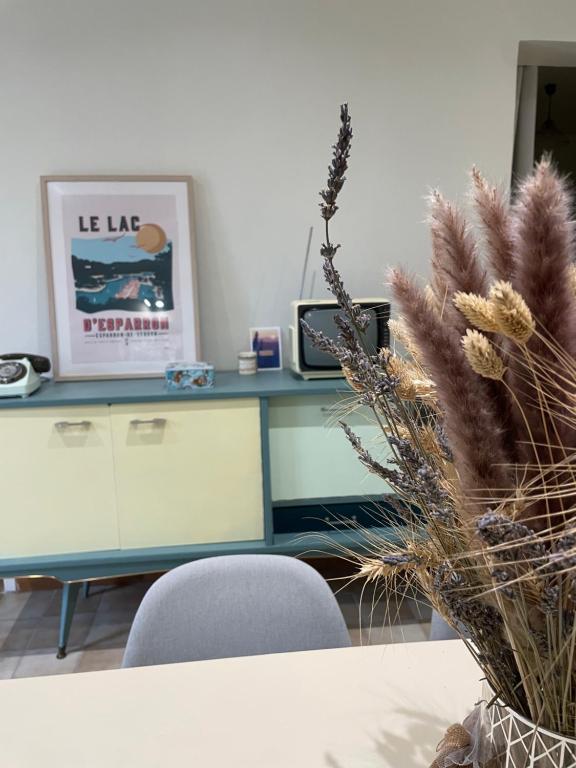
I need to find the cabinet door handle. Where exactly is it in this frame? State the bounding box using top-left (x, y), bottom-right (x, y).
top-left (129, 418), bottom-right (167, 427)
top-left (320, 406), bottom-right (334, 413)
top-left (55, 420), bottom-right (92, 430)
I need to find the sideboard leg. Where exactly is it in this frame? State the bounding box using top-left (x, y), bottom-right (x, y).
top-left (57, 582), bottom-right (81, 659)
top-left (83, 581), bottom-right (90, 599)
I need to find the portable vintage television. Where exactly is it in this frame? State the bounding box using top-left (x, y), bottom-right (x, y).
top-left (289, 299), bottom-right (390, 379)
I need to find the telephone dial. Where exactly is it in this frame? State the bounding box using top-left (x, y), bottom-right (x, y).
top-left (0, 354), bottom-right (51, 398)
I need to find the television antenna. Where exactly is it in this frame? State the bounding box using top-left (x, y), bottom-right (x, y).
top-left (298, 226), bottom-right (314, 300)
top-left (309, 270), bottom-right (317, 299)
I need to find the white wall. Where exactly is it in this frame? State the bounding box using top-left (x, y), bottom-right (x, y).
top-left (2, 0), bottom-right (576, 370)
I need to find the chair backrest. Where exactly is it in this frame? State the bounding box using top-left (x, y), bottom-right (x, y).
top-left (122, 554), bottom-right (351, 668)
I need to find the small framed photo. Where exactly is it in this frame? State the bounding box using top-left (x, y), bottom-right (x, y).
top-left (249, 327), bottom-right (282, 371)
top-left (41, 175), bottom-right (200, 381)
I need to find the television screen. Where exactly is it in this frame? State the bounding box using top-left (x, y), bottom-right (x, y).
top-left (300, 305), bottom-right (387, 369)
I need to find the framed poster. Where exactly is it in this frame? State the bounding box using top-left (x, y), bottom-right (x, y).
top-left (41, 176), bottom-right (199, 380)
top-left (249, 326), bottom-right (283, 370)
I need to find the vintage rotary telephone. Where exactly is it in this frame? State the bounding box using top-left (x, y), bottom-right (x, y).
top-left (0, 354), bottom-right (51, 397)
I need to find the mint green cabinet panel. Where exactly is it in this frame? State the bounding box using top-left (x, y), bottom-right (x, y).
top-left (269, 395), bottom-right (392, 501)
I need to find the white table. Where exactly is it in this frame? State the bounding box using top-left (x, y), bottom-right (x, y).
top-left (0, 640), bottom-right (480, 767)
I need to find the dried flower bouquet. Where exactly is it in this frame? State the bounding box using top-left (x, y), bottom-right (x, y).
top-left (306, 105), bottom-right (576, 737)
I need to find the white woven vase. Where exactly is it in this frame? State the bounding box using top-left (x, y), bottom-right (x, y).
top-left (484, 699), bottom-right (576, 768)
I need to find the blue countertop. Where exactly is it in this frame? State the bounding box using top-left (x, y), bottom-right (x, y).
top-left (0, 370), bottom-right (351, 408)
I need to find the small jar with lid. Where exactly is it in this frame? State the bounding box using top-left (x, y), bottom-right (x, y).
top-left (238, 351), bottom-right (257, 375)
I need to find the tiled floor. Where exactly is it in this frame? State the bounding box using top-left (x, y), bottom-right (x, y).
top-left (0, 561), bottom-right (432, 680)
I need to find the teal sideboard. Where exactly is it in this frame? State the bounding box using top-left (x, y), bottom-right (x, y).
top-left (0, 370), bottom-right (396, 656)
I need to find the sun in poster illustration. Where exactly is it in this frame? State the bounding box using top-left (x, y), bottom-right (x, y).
top-left (71, 223), bottom-right (174, 314)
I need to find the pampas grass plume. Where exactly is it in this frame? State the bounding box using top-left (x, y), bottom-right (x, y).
top-left (470, 166), bottom-right (515, 281)
top-left (428, 189), bottom-right (488, 333)
top-left (390, 267), bottom-right (512, 501)
top-left (569, 264), bottom-right (576, 297)
top-left (424, 284), bottom-right (442, 315)
top-left (512, 157), bottom-right (576, 354)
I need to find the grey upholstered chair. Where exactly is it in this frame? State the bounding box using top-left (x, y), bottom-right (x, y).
top-left (122, 554), bottom-right (351, 668)
top-left (429, 609), bottom-right (459, 640)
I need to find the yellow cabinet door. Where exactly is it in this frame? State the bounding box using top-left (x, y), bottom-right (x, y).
top-left (110, 400), bottom-right (264, 548)
top-left (269, 395), bottom-right (392, 501)
top-left (0, 407), bottom-right (119, 558)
